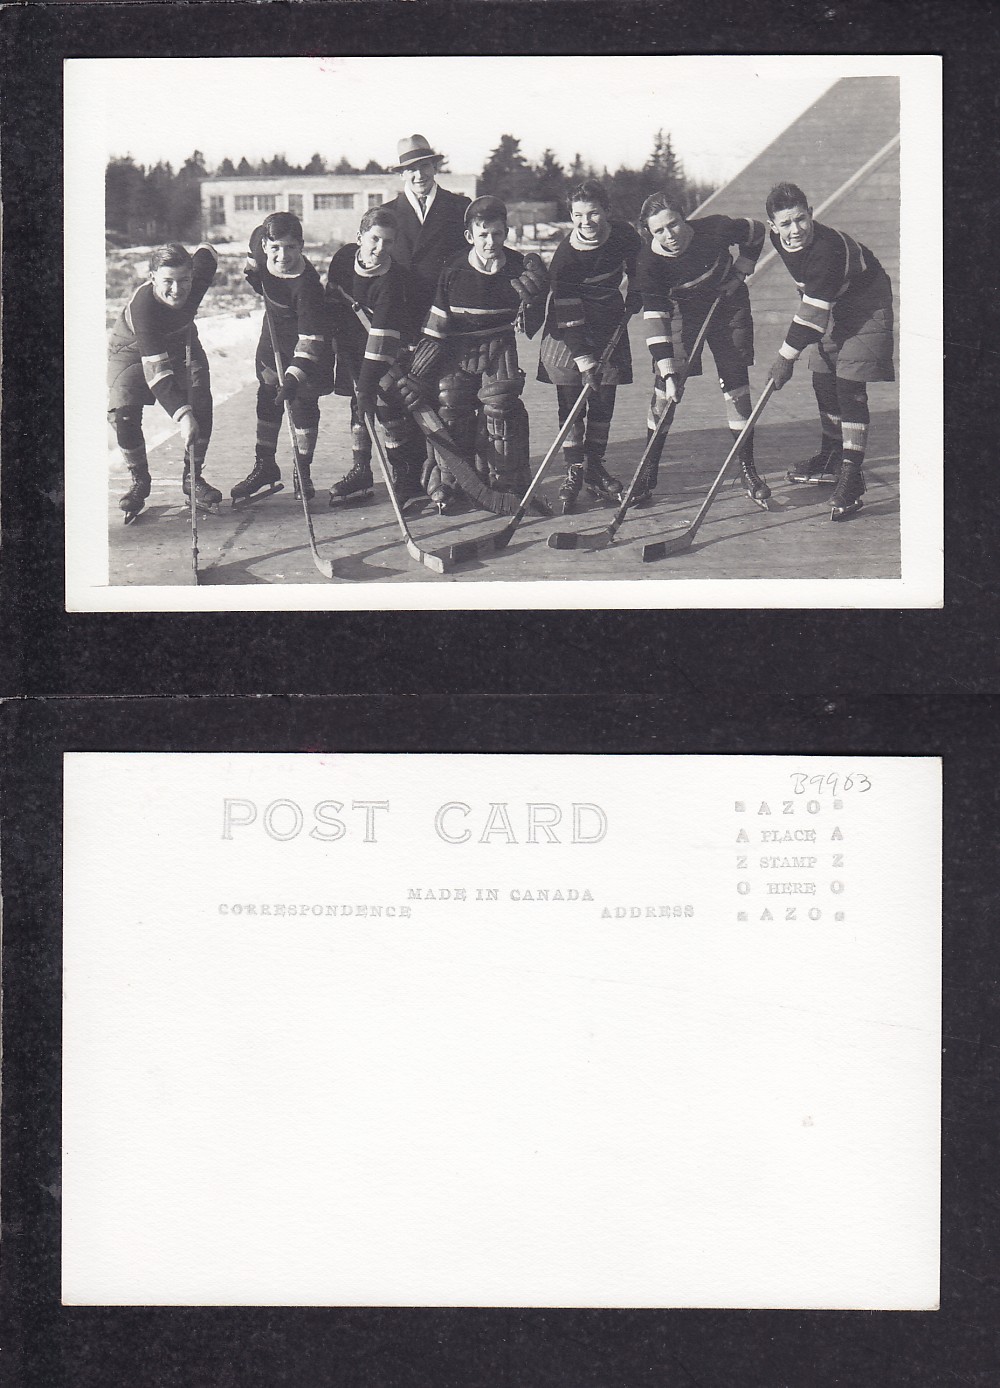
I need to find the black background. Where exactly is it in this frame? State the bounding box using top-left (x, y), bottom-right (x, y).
top-left (2, 2), bottom-right (999, 1384)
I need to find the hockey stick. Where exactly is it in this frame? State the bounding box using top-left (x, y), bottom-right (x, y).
top-left (185, 445), bottom-right (200, 585)
top-left (641, 378), bottom-right (776, 562)
top-left (360, 411), bottom-right (449, 574)
top-left (547, 293), bottom-right (724, 552)
top-left (327, 281), bottom-right (518, 517)
top-left (447, 311), bottom-right (632, 566)
top-left (263, 299), bottom-right (335, 580)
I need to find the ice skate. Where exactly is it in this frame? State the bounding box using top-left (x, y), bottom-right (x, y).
top-left (558, 461), bottom-right (585, 515)
top-left (328, 458), bottom-right (374, 507)
top-left (739, 455), bottom-right (771, 511)
top-left (183, 471), bottom-right (222, 513)
top-left (786, 444), bottom-right (841, 485)
top-left (230, 457), bottom-right (284, 506)
top-left (583, 458), bottom-right (623, 504)
top-left (830, 456), bottom-right (865, 521)
top-left (119, 462), bottom-right (151, 525)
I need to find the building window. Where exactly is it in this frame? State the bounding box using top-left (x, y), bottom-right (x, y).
top-left (257, 194), bottom-right (277, 212)
top-left (209, 196), bottom-right (226, 226)
top-left (288, 194), bottom-right (303, 217)
top-left (234, 194), bottom-right (278, 212)
top-left (314, 193), bottom-right (355, 210)
top-left (367, 193), bottom-right (384, 208)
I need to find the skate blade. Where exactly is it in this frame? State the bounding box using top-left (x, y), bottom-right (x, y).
top-left (231, 483), bottom-right (285, 507)
top-left (328, 489), bottom-right (374, 508)
top-left (786, 472), bottom-right (837, 485)
top-left (749, 495), bottom-right (771, 511)
top-left (831, 499), bottom-right (864, 522)
top-left (122, 510), bottom-right (142, 526)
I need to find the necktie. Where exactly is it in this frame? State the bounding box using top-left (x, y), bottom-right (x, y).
top-left (417, 195), bottom-right (427, 218)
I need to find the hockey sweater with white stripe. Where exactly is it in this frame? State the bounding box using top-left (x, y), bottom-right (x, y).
top-left (770, 220), bottom-right (884, 359)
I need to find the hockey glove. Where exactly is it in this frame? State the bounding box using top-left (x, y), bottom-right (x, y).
top-left (274, 375), bottom-right (299, 408)
top-left (659, 374), bottom-right (681, 406)
top-left (624, 286), bottom-right (643, 316)
top-left (767, 355), bottom-right (795, 392)
top-left (177, 408), bottom-right (201, 449)
top-left (398, 373), bottom-right (435, 413)
top-left (511, 253), bottom-right (548, 304)
top-left (580, 366), bottom-right (601, 393)
top-left (355, 389), bottom-right (377, 422)
top-left (722, 272), bottom-right (747, 296)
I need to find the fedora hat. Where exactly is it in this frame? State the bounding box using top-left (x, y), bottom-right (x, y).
top-left (389, 134), bottom-right (443, 172)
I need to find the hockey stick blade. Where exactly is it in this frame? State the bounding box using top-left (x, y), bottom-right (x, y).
top-left (547, 525), bottom-right (616, 551)
top-left (360, 403), bottom-right (451, 574)
top-left (640, 380), bottom-right (778, 563)
top-left (641, 529), bottom-right (695, 562)
top-left (446, 313), bottom-right (637, 565)
top-left (546, 295), bottom-right (724, 558)
top-left (406, 538), bottom-right (448, 574)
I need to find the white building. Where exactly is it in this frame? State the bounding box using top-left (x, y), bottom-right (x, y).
top-left (200, 172), bottom-right (479, 245)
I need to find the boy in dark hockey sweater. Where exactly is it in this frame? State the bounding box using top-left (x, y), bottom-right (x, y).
top-left (538, 180), bottom-right (642, 512)
top-left (765, 181), bottom-right (895, 520)
top-left (325, 205), bottom-right (425, 506)
top-left (231, 212), bottom-right (333, 504)
top-left (107, 241), bottom-right (221, 521)
top-left (400, 195), bottom-right (548, 512)
top-left (636, 193), bottom-right (769, 507)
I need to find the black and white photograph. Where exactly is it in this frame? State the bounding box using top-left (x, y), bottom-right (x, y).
top-left (65, 54), bottom-right (942, 610)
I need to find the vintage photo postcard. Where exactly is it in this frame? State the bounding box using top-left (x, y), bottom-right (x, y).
top-left (63, 752), bottom-right (940, 1308)
top-left (64, 53), bottom-right (941, 611)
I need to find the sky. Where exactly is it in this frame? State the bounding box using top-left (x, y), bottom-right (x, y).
top-left (85, 55), bottom-right (903, 189)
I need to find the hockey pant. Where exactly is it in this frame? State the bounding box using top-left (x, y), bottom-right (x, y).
top-left (108, 345), bottom-right (213, 477)
top-left (555, 383), bottom-right (617, 467)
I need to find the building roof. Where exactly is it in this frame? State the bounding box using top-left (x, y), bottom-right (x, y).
top-left (693, 76), bottom-right (900, 335)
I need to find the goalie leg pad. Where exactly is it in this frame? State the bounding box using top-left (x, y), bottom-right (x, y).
top-left (480, 370), bottom-right (530, 493)
top-left (438, 369), bottom-right (480, 461)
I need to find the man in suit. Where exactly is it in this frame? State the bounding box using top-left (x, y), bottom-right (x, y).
top-left (384, 134), bottom-right (471, 344)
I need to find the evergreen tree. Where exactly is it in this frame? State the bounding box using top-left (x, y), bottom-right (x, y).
top-left (304, 152), bottom-right (327, 175)
top-left (236, 156), bottom-right (255, 176)
top-left (215, 157), bottom-right (237, 178)
top-left (533, 148), bottom-right (565, 204)
top-left (105, 156), bottom-right (146, 237)
top-left (480, 134), bottom-right (533, 202)
top-left (333, 155), bottom-right (357, 175)
top-left (644, 130), bottom-right (684, 204)
top-left (363, 158), bottom-right (384, 175)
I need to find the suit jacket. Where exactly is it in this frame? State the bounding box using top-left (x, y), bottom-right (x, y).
top-left (386, 185), bottom-right (472, 340)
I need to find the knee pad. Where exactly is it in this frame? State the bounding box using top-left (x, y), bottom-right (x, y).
top-left (290, 394), bottom-right (320, 430)
top-left (719, 366), bottom-right (750, 396)
top-left (256, 382), bottom-right (282, 423)
top-left (837, 378), bottom-right (870, 424)
top-left (109, 406), bottom-right (144, 450)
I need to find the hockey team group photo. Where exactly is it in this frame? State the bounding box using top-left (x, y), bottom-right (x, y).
top-left (67, 56), bottom-right (938, 601)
